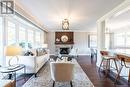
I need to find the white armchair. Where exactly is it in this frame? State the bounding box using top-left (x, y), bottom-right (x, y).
top-left (69, 48), bottom-right (78, 58)
top-left (50, 62), bottom-right (74, 87)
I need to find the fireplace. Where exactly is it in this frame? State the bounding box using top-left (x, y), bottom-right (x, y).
top-left (55, 45), bottom-right (73, 55)
top-left (60, 48), bottom-right (70, 54)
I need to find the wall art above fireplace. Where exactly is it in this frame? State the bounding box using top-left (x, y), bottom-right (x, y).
top-left (55, 32), bottom-right (74, 44)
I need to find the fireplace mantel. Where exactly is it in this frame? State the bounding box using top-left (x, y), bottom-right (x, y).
top-left (55, 43), bottom-right (74, 45)
top-left (55, 44), bottom-right (73, 48)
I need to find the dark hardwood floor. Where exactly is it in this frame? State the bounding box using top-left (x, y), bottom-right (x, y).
top-left (16, 55), bottom-right (130, 87)
top-left (76, 55), bottom-right (130, 87)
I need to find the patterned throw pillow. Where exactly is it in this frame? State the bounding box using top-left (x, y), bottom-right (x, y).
top-left (36, 48), bottom-right (47, 56)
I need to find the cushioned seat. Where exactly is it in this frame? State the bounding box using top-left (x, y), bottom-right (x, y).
top-left (50, 62), bottom-right (74, 87)
top-left (1, 80), bottom-right (15, 87)
top-left (99, 51), bottom-right (118, 77)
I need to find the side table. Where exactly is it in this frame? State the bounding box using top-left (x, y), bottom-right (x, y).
top-left (0, 64), bottom-right (26, 86)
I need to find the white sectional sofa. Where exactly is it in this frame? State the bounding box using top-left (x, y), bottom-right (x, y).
top-left (6, 48), bottom-right (50, 75)
top-left (18, 53), bottom-right (49, 74)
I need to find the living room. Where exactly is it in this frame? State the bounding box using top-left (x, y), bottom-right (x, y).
top-left (1, 0), bottom-right (130, 87)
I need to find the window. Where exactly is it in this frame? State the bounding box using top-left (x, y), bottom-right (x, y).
top-left (42, 31), bottom-right (44, 44)
top-left (35, 31), bottom-right (41, 44)
top-left (113, 32), bottom-right (130, 54)
top-left (0, 14), bottom-right (45, 66)
top-left (0, 17), bottom-right (3, 65)
top-left (89, 34), bottom-right (97, 48)
top-left (126, 32), bottom-right (130, 47)
top-left (19, 26), bottom-right (26, 42)
top-left (7, 21), bottom-right (16, 45)
top-left (28, 29), bottom-right (34, 44)
top-left (114, 33), bottom-right (125, 48)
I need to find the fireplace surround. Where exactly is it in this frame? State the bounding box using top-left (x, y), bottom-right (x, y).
top-left (55, 32), bottom-right (74, 55)
top-left (55, 45), bottom-right (73, 55)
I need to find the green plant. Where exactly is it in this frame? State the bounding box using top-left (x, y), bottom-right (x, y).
top-left (19, 42), bottom-right (26, 48)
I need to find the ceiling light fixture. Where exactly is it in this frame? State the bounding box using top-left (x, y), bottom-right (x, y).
top-left (62, 19), bottom-right (69, 30)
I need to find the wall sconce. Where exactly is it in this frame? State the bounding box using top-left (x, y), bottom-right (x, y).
top-left (62, 19), bottom-right (69, 30)
top-left (105, 28), bottom-right (110, 34)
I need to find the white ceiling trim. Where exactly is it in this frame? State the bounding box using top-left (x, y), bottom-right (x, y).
top-left (97, 0), bottom-right (130, 22)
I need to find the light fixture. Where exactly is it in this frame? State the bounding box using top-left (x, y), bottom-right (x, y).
top-left (62, 19), bottom-right (69, 30)
top-left (105, 28), bottom-right (110, 34)
top-left (5, 45), bottom-right (22, 67)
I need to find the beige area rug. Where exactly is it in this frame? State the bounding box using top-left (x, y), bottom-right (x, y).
top-left (23, 60), bottom-right (94, 87)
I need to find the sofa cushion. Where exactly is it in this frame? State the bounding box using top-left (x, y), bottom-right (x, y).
top-left (36, 48), bottom-right (47, 56)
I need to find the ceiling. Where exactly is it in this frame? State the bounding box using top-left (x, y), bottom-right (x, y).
top-left (15, 0), bottom-right (124, 32)
top-left (107, 6), bottom-right (130, 31)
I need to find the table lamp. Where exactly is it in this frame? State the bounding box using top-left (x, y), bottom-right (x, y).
top-left (5, 45), bottom-right (22, 67)
top-left (42, 44), bottom-right (48, 48)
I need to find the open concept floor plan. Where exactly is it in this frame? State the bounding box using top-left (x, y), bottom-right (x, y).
top-left (1, 0), bottom-right (130, 87)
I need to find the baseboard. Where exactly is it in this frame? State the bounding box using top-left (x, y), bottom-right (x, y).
top-left (50, 54), bottom-right (55, 56)
top-left (78, 54), bottom-right (91, 56)
top-left (50, 54), bottom-right (91, 56)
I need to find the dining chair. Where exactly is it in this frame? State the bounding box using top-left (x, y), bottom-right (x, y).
top-left (90, 48), bottom-right (97, 63)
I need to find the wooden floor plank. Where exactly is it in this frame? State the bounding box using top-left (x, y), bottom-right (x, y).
top-left (76, 55), bottom-right (129, 87)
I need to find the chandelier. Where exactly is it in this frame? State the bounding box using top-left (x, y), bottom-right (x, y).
top-left (62, 19), bottom-right (69, 30)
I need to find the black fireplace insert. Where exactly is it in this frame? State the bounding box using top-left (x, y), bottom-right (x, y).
top-left (60, 48), bottom-right (70, 54)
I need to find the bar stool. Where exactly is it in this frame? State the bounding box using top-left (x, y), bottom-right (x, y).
top-left (90, 48), bottom-right (97, 63)
top-left (115, 54), bottom-right (130, 83)
top-left (99, 51), bottom-right (118, 77)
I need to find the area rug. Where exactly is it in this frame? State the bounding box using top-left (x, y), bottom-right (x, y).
top-left (23, 60), bottom-right (94, 87)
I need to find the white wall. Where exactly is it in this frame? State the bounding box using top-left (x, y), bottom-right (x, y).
top-left (47, 32), bottom-right (93, 55)
top-left (47, 32), bottom-right (55, 54)
top-left (73, 32), bottom-right (89, 55)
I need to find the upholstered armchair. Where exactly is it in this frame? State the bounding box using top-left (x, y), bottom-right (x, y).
top-left (69, 48), bottom-right (78, 58)
top-left (50, 62), bottom-right (74, 87)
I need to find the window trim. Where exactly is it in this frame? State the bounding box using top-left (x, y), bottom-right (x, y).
top-left (88, 34), bottom-right (97, 48)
